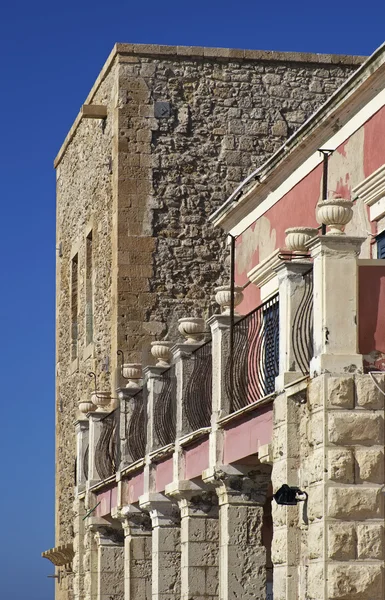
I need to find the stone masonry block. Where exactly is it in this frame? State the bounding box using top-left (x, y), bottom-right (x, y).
top-left (357, 523), bottom-right (384, 559)
top-left (328, 564), bottom-right (383, 600)
top-left (328, 523), bottom-right (355, 560)
top-left (327, 376), bottom-right (354, 408)
top-left (307, 563), bottom-right (324, 600)
top-left (271, 528), bottom-right (287, 564)
top-left (328, 486), bottom-right (382, 519)
top-left (308, 376), bottom-right (323, 410)
top-left (307, 412), bottom-right (324, 447)
top-left (302, 449), bottom-right (324, 486)
top-left (308, 522), bottom-right (323, 559)
top-left (328, 448), bottom-right (354, 483)
top-left (307, 484), bottom-right (324, 522)
top-left (355, 447), bottom-right (384, 483)
top-left (328, 412), bottom-right (384, 445)
top-left (355, 374), bottom-right (385, 409)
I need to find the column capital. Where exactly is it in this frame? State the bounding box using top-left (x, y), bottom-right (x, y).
top-left (203, 465), bottom-right (270, 506)
top-left (307, 234), bottom-right (365, 258)
top-left (112, 505), bottom-right (151, 536)
top-left (86, 518), bottom-right (124, 546)
top-left (139, 492), bottom-right (180, 527)
top-left (165, 479), bottom-right (218, 517)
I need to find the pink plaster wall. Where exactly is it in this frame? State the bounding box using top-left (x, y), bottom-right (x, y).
top-left (96, 486), bottom-right (117, 517)
top-left (235, 104), bottom-right (385, 315)
top-left (359, 265), bottom-right (385, 371)
top-left (223, 404), bottom-right (273, 464)
top-left (183, 437), bottom-right (209, 480)
top-left (122, 471), bottom-right (144, 505)
top-left (155, 458), bottom-right (174, 492)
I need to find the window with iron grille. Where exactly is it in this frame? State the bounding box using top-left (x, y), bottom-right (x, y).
top-left (377, 230), bottom-right (385, 259)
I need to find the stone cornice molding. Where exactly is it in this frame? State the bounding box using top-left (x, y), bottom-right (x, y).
top-left (306, 235), bottom-right (365, 258)
top-left (247, 249), bottom-right (282, 288)
top-left (353, 163), bottom-right (385, 221)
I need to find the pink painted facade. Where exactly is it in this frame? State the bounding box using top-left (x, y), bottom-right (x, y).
top-left (235, 104), bottom-right (385, 314)
top-left (122, 471), bottom-right (144, 504)
top-left (183, 437), bottom-right (209, 480)
top-left (359, 264), bottom-right (385, 371)
top-left (223, 405), bottom-right (273, 465)
top-left (96, 485), bottom-right (118, 517)
top-left (154, 457), bottom-right (174, 492)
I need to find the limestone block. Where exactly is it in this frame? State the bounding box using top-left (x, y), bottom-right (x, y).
top-left (357, 523), bottom-right (384, 559)
top-left (307, 412), bottom-right (324, 447)
top-left (328, 412), bottom-right (384, 445)
top-left (355, 447), bottom-right (384, 483)
top-left (327, 376), bottom-right (354, 408)
top-left (205, 518), bottom-right (219, 542)
top-left (205, 566), bottom-right (219, 595)
top-left (272, 566), bottom-right (286, 600)
top-left (355, 374), bottom-right (385, 409)
top-left (328, 564), bottom-right (383, 599)
top-left (328, 523), bottom-right (355, 560)
top-left (307, 563), bottom-right (324, 600)
top-left (304, 448), bottom-right (324, 485)
top-left (328, 487), bottom-right (382, 519)
top-left (307, 484), bottom-right (324, 522)
top-left (328, 448), bottom-right (354, 483)
top-left (308, 522), bottom-right (323, 559)
top-left (271, 528), bottom-right (287, 564)
top-left (308, 376), bottom-right (323, 410)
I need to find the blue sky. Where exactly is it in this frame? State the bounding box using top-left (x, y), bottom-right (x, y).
top-left (0, 1), bottom-right (384, 598)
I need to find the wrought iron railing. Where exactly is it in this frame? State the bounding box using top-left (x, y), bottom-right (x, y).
top-left (225, 294), bottom-right (279, 412)
top-left (154, 366), bottom-right (176, 447)
top-left (184, 340), bottom-right (212, 432)
top-left (126, 389), bottom-right (146, 461)
top-left (95, 410), bottom-right (118, 480)
top-left (292, 268), bottom-right (313, 375)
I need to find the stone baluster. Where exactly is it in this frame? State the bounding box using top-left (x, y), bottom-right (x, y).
top-left (139, 494), bottom-right (181, 600)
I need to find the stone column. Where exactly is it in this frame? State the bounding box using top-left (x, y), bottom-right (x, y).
top-left (116, 506), bottom-right (152, 600)
top-left (117, 385), bottom-right (145, 468)
top-left (206, 315), bottom-right (232, 471)
top-left (307, 235), bottom-right (364, 375)
top-left (139, 493), bottom-right (181, 600)
top-left (83, 522), bottom-right (99, 600)
top-left (75, 419), bottom-right (89, 493)
top-left (274, 260), bottom-right (313, 391)
top-left (94, 526), bottom-right (124, 600)
top-left (205, 468), bottom-right (270, 600)
top-left (73, 496), bottom-right (87, 600)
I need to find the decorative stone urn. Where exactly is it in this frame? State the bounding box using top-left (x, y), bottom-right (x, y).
top-left (151, 341), bottom-right (173, 368)
top-left (78, 398), bottom-right (97, 415)
top-left (90, 391), bottom-right (111, 411)
top-left (178, 317), bottom-right (205, 343)
top-left (316, 196), bottom-right (353, 235)
top-left (215, 285), bottom-right (244, 315)
top-left (122, 363), bottom-right (142, 389)
top-left (285, 227), bottom-right (318, 252)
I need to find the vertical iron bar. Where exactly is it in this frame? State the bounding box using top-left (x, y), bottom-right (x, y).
top-left (229, 234), bottom-right (235, 412)
top-left (321, 153), bottom-right (328, 235)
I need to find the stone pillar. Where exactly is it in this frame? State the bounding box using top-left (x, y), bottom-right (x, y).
top-left (94, 526), bottom-right (124, 600)
top-left (144, 366), bottom-right (173, 453)
top-left (274, 260), bottom-right (313, 390)
top-left (206, 315), bottom-right (232, 471)
top-left (73, 497), bottom-right (87, 600)
top-left (75, 419), bottom-right (89, 493)
top-left (304, 374), bottom-right (384, 600)
top-left (113, 506), bottom-right (152, 600)
top-left (139, 494), bottom-right (181, 600)
top-left (205, 469), bottom-right (270, 600)
top-left (307, 235), bottom-right (364, 375)
top-left (83, 523), bottom-right (99, 600)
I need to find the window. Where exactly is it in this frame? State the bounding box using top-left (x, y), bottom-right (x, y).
top-left (377, 230), bottom-right (385, 259)
top-left (71, 254), bottom-right (79, 360)
top-left (85, 232), bottom-right (94, 346)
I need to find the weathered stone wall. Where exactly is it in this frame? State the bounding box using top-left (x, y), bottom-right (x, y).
top-left (272, 374), bottom-right (385, 600)
top-left (55, 44), bottom-right (361, 581)
top-left (55, 63), bottom-right (116, 553)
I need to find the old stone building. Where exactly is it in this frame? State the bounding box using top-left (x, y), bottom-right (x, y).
top-left (42, 42), bottom-right (371, 600)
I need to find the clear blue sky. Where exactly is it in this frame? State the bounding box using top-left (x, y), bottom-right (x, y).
top-left (0, 1), bottom-right (383, 598)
